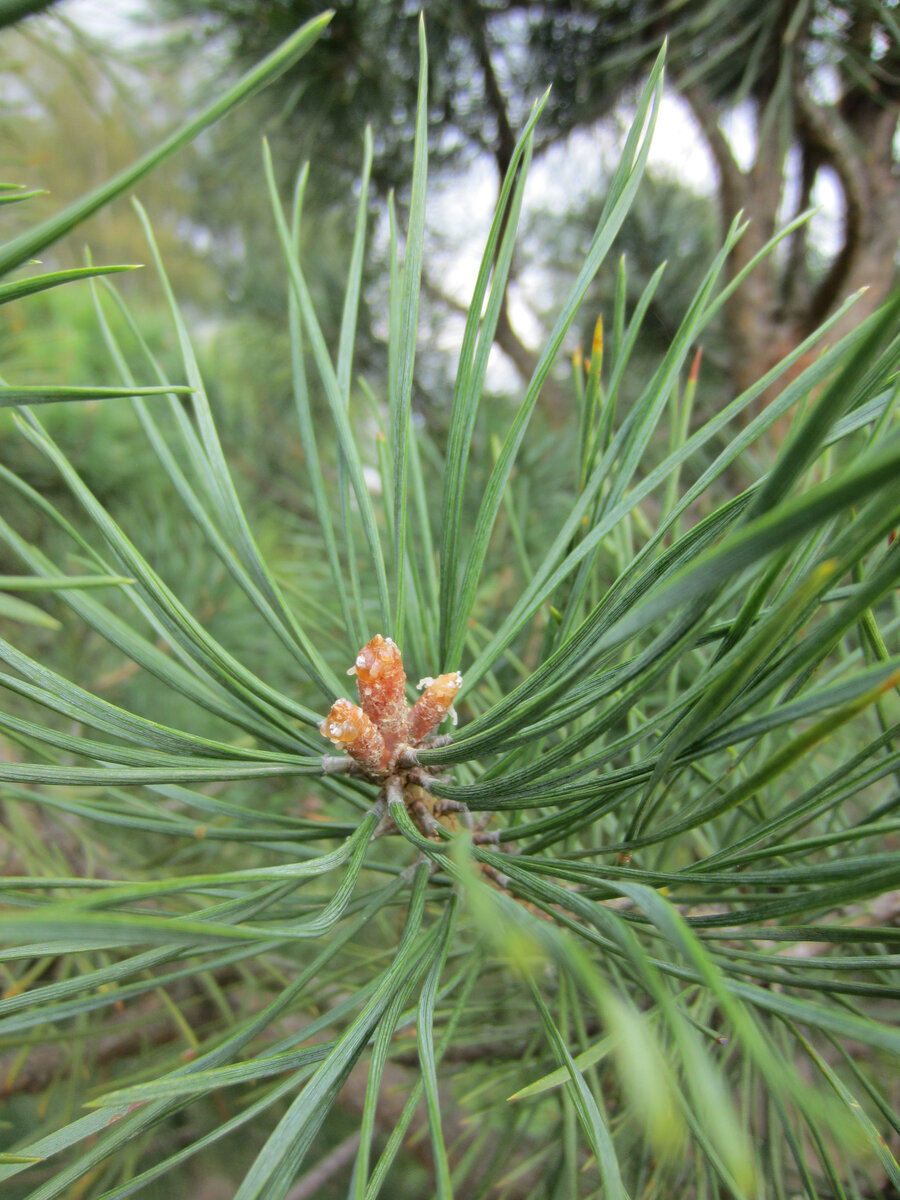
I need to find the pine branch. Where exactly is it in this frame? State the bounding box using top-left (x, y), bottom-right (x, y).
top-left (681, 82), bottom-right (746, 226)
top-left (464, 0), bottom-right (517, 179)
top-left (795, 86), bottom-right (866, 332)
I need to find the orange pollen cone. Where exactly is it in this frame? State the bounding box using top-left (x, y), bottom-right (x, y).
top-left (319, 698), bottom-right (389, 772)
top-left (409, 671), bottom-right (462, 743)
top-left (349, 634), bottom-right (409, 737)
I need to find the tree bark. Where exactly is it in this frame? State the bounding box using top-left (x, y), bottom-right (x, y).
top-left (684, 71), bottom-right (898, 405)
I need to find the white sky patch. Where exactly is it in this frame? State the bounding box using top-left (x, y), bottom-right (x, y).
top-left (720, 102), bottom-right (758, 172)
top-left (647, 92), bottom-right (717, 189)
top-left (63, 0), bottom-right (153, 45)
top-left (809, 168), bottom-right (844, 256)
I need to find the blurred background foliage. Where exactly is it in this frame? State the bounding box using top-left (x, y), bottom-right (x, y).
top-left (4, 0), bottom-right (896, 693)
top-left (5, 0), bottom-right (898, 462)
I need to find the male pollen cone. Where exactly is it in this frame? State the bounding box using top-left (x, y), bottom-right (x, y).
top-left (350, 634), bottom-right (409, 739)
top-left (410, 671), bottom-right (462, 743)
top-left (319, 698), bottom-right (389, 772)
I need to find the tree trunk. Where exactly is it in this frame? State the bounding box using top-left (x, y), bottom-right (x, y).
top-left (685, 81), bottom-right (899, 406)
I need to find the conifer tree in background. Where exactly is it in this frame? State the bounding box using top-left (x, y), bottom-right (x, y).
top-left (164, 0), bottom-right (899, 393)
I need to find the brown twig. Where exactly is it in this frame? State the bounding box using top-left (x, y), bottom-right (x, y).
top-left (284, 1132), bottom-right (362, 1200)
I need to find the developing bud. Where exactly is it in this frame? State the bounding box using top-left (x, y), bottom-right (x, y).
top-left (409, 671), bottom-right (462, 743)
top-left (319, 698), bottom-right (389, 773)
top-left (349, 634), bottom-right (409, 739)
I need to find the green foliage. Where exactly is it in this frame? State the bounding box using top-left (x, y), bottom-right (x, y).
top-left (2, 13), bottom-right (900, 1200)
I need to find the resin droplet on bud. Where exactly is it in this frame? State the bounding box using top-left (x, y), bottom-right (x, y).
top-left (350, 634), bottom-right (409, 739)
top-left (319, 698), bottom-right (389, 773)
top-left (409, 671), bottom-right (462, 743)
